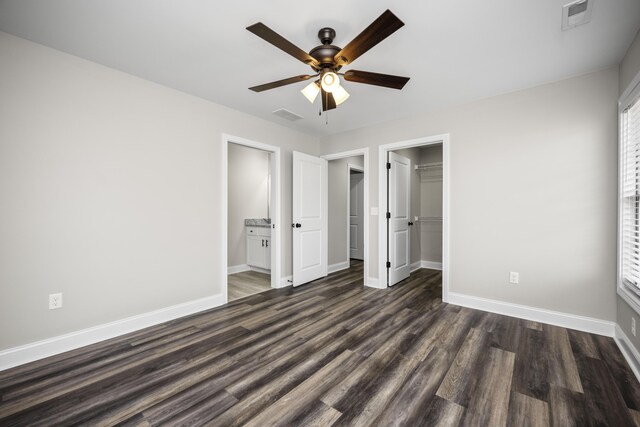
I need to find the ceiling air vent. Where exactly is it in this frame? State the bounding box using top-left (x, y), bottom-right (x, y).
top-left (272, 108), bottom-right (304, 121)
top-left (562, 0), bottom-right (593, 31)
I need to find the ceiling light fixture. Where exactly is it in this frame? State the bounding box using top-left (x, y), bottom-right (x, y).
top-left (247, 9), bottom-right (410, 116)
top-left (301, 81), bottom-right (320, 103)
top-left (320, 71), bottom-right (340, 93)
top-left (331, 84), bottom-right (350, 105)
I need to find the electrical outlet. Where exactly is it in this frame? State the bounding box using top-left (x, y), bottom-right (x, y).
top-left (509, 272), bottom-right (519, 284)
top-left (633, 317), bottom-right (636, 337)
top-left (49, 293), bottom-right (62, 310)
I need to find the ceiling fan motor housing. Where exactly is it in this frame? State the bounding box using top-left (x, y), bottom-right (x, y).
top-left (309, 27), bottom-right (341, 70)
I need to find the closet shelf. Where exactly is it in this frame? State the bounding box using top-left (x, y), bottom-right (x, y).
top-left (417, 216), bottom-right (443, 222)
top-left (414, 162), bottom-right (443, 171)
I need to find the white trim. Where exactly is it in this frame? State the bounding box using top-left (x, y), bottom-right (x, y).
top-left (614, 324), bottom-right (640, 383)
top-left (448, 292), bottom-right (615, 336)
top-left (378, 134), bottom-right (450, 302)
top-left (410, 261), bottom-right (422, 273)
top-left (0, 294), bottom-right (225, 371)
top-left (365, 277), bottom-right (381, 288)
top-left (279, 275), bottom-right (293, 287)
top-left (228, 264), bottom-right (250, 275)
top-left (328, 261), bottom-right (350, 274)
top-left (420, 260), bottom-right (443, 270)
top-left (321, 148), bottom-right (370, 287)
top-left (249, 266), bottom-right (271, 275)
top-left (617, 72), bottom-right (640, 316)
top-left (222, 134), bottom-right (282, 303)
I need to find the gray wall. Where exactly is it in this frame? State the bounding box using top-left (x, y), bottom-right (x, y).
top-left (321, 67), bottom-right (619, 322)
top-left (227, 143), bottom-right (270, 268)
top-left (621, 29), bottom-right (640, 95)
top-left (0, 32), bottom-right (319, 350)
top-left (617, 30), bottom-right (640, 350)
top-left (328, 155), bottom-right (364, 266)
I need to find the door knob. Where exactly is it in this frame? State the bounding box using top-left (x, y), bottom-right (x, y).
top-left (408, 221), bottom-right (414, 226)
top-left (296, 223), bottom-right (302, 228)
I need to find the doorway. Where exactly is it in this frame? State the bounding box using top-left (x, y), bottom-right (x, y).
top-left (222, 134), bottom-right (281, 303)
top-left (322, 148), bottom-right (370, 286)
top-left (378, 134), bottom-right (450, 301)
top-left (349, 165), bottom-right (365, 261)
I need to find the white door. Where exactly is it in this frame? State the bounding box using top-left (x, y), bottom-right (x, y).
top-left (388, 151), bottom-right (411, 286)
top-left (349, 171), bottom-right (364, 260)
top-left (292, 151), bottom-right (328, 286)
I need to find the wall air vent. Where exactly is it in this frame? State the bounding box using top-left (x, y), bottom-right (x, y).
top-left (272, 108), bottom-right (304, 121)
top-left (562, 0), bottom-right (593, 31)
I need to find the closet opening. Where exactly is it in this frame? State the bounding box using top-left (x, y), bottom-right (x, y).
top-left (379, 134), bottom-right (449, 300)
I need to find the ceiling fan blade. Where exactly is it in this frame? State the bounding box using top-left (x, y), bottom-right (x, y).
top-left (343, 70), bottom-right (410, 90)
top-left (334, 10), bottom-right (404, 67)
top-left (247, 22), bottom-right (319, 68)
top-left (321, 89), bottom-right (336, 111)
top-left (249, 75), bottom-right (314, 92)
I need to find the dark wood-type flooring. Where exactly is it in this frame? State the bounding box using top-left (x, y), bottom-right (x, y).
top-left (1, 260), bottom-right (640, 426)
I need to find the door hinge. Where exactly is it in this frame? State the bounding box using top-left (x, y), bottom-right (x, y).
top-left (386, 162), bottom-right (391, 169)
top-left (386, 212), bottom-right (391, 219)
top-left (386, 261), bottom-right (391, 268)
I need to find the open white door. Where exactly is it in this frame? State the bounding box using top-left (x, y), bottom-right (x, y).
top-left (292, 151), bottom-right (328, 286)
top-left (349, 171), bottom-right (364, 260)
top-left (387, 151), bottom-right (411, 286)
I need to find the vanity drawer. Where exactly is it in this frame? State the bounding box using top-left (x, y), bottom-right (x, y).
top-left (246, 226), bottom-right (271, 237)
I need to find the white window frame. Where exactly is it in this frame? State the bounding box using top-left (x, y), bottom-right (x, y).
top-left (618, 73), bottom-right (640, 314)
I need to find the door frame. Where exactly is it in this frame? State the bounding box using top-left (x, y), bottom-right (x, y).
top-left (347, 164), bottom-right (365, 262)
top-left (221, 134), bottom-right (282, 303)
top-left (321, 148), bottom-right (370, 286)
top-left (378, 134), bottom-right (450, 302)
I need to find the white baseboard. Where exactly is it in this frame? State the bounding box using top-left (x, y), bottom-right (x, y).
top-left (420, 260), bottom-right (442, 270)
top-left (448, 292), bottom-right (615, 337)
top-left (228, 264), bottom-right (249, 275)
top-left (614, 325), bottom-right (640, 383)
top-left (409, 260), bottom-right (443, 273)
top-left (249, 266), bottom-right (270, 275)
top-left (410, 261), bottom-right (422, 273)
top-left (279, 275), bottom-right (293, 288)
top-left (328, 261), bottom-right (350, 274)
top-left (365, 277), bottom-right (383, 289)
top-left (0, 293), bottom-right (226, 372)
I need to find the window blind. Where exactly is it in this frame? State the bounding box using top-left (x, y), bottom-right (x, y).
top-left (622, 96), bottom-right (640, 293)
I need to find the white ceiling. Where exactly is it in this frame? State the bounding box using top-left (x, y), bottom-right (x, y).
top-left (1, 0), bottom-right (639, 135)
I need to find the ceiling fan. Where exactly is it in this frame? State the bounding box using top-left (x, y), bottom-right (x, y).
top-left (246, 9), bottom-right (410, 112)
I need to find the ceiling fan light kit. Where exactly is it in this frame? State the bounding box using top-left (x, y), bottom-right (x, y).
top-left (247, 9), bottom-right (410, 115)
top-left (320, 71), bottom-right (339, 92)
top-left (301, 81), bottom-right (320, 103)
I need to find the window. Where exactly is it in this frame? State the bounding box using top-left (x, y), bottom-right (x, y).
top-left (621, 87), bottom-right (640, 301)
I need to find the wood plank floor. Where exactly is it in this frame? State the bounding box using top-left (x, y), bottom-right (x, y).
top-left (228, 270), bottom-right (271, 301)
top-left (1, 260), bottom-right (640, 426)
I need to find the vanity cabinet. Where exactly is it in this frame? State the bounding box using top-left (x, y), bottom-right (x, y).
top-left (246, 226), bottom-right (271, 270)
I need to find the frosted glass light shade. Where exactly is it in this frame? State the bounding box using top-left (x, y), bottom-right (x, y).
top-left (301, 81), bottom-right (320, 103)
top-left (332, 84), bottom-right (350, 105)
top-left (321, 72), bottom-right (340, 93)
